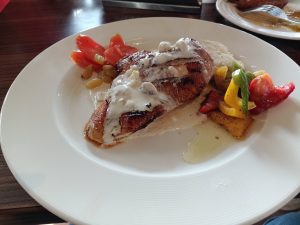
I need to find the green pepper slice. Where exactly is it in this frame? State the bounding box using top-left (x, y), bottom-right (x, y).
top-left (232, 69), bottom-right (255, 113)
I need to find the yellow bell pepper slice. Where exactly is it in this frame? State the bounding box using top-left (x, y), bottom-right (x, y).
top-left (219, 101), bottom-right (246, 119)
top-left (224, 79), bottom-right (256, 111)
top-left (224, 78), bottom-right (240, 108)
top-left (214, 66), bottom-right (228, 87)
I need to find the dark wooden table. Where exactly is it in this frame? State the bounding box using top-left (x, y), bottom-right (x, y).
top-left (0, 1), bottom-right (299, 224)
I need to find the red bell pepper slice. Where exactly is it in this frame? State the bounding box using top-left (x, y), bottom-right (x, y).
top-left (199, 90), bottom-right (222, 114)
top-left (249, 73), bottom-right (295, 114)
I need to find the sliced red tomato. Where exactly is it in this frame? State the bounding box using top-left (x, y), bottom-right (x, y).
top-left (249, 73), bottom-right (295, 114)
top-left (73, 34), bottom-right (138, 67)
top-left (70, 51), bottom-right (102, 71)
top-left (104, 46), bottom-right (124, 65)
top-left (76, 35), bottom-right (105, 63)
top-left (199, 90), bottom-right (222, 114)
top-left (109, 33), bottom-right (125, 48)
top-left (106, 34), bottom-right (138, 65)
top-left (119, 45), bottom-right (138, 56)
top-left (104, 45), bottom-right (138, 65)
top-left (249, 73), bottom-right (273, 101)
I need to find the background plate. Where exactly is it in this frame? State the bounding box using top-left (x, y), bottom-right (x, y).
top-left (1, 17), bottom-right (300, 225)
top-left (216, 0), bottom-right (300, 40)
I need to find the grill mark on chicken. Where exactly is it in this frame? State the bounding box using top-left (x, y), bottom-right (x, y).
top-left (116, 50), bottom-right (150, 74)
top-left (119, 105), bottom-right (165, 134)
top-left (154, 73), bottom-right (206, 104)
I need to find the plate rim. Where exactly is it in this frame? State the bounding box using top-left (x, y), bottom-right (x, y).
top-left (216, 0), bottom-right (300, 40)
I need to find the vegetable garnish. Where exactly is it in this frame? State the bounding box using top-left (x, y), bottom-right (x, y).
top-left (76, 35), bottom-right (106, 63)
top-left (72, 34), bottom-right (138, 69)
top-left (70, 34), bottom-right (138, 89)
top-left (219, 100), bottom-right (246, 119)
top-left (230, 62), bottom-right (242, 73)
top-left (214, 66), bottom-right (228, 89)
top-left (232, 68), bottom-right (255, 113)
top-left (70, 51), bottom-right (102, 72)
top-left (199, 90), bottom-right (222, 114)
top-left (249, 73), bottom-right (295, 114)
top-left (104, 33), bottom-right (139, 65)
top-left (223, 71), bottom-right (256, 116)
top-left (201, 63), bottom-right (295, 120)
top-left (199, 62), bottom-right (295, 138)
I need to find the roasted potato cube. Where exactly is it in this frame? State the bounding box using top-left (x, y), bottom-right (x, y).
top-left (208, 111), bottom-right (254, 139)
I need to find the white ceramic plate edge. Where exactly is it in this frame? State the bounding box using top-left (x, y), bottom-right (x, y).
top-left (216, 0), bottom-right (300, 40)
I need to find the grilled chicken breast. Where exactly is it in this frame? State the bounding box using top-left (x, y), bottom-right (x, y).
top-left (85, 38), bottom-right (214, 147)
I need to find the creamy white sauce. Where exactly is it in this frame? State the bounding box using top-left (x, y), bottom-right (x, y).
top-left (96, 38), bottom-right (242, 145)
top-left (103, 67), bottom-right (174, 144)
top-left (142, 64), bottom-right (189, 83)
top-left (129, 86), bottom-right (211, 140)
top-left (138, 38), bottom-right (204, 83)
top-left (89, 83), bottom-right (111, 108)
top-left (201, 68), bottom-right (210, 84)
top-left (199, 40), bottom-right (244, 69)
top-left (152, 38), bottom-right (198, 65)
top-left (158, 41), bottom-right (172, 52)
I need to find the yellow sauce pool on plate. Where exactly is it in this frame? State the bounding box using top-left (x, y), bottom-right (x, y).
top-left (183, 120), bottom-right (236, 164)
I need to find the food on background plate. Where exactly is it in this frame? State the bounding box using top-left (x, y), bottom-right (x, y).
top-left (70, 34), bottom-right (295, 147)
top-left (229, 0), bottom-right (300, 32)
top-left (229, 0), bottom-right (288, 10)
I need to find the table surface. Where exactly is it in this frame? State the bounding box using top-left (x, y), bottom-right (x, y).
top-left (0, 0), bottom-right (299, 224)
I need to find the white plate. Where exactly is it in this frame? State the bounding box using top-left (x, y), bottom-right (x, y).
top-left (216, 0), bottom-right (300, 40)
top-left (1, 17), bottom-right (300, 225)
